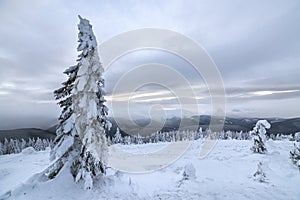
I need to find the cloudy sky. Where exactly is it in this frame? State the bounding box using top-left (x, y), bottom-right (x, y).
top-left (0, 0), bottom-right (299, 129)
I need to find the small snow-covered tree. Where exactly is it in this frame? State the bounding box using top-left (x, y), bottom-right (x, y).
top-left (12, 139), bottom-right (18, 153)
top-left (123, 136), bottom-right (131, 145)
top-left (197, 127), bottom-right (203, 139)
top-left (137, 134), bottom-right (144, 144)
top-left (251, 120), bottom-right (270, 154)
top-left (253, 162), bottom-right (268, 183)
top-left (3, 139), bottom-right (9, 154)
top-left (275, 133), bottom-right (282, 140)
top-left (290, 142), bottom-right (300, 170)
top-left (28, 138), bottom-right (35, 148)
top-left (226, 131), bottom-right (233, 140)
top-left (177, 163), bottom-right (196, 187)
top-left (8, 139), bottom-right (16, 154)
top-left (20, 139), bottom-right (27, 150)
top-left (112, 127), bottom-right (122, 144)
top-left (294, 132), bottom-right (300, 142)
top-left (0, 142), bottom-right (3, 155)
top-left (47, 15), bottom-right (111, 189)
top-left (237, 131), bottom-right (243, 140)
top-left (34, 138), bottom-right (43, 151)
top-left (42, 139), bottom-right (50, 149)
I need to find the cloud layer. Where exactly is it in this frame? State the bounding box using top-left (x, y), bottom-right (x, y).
top-left (0, 0), bottom-right (299, 129)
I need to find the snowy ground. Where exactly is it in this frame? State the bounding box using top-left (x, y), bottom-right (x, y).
top-left (0, 140), bottom-right (299, 200)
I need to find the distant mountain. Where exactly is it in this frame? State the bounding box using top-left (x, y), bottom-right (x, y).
top-left (1, 116), bottom-right (299, 142)
top-left (108, 115), bottom-right (300, 136)
top-left (47, 125), bottom-right (57, 134)
top-left (268, 118), bottom-right (300, 134)
top-left (0, 128), bottom-right (56, 142)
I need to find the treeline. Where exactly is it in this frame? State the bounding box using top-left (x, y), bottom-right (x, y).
top-left (0, 138), bottom-right (52, 155)
top-left (0, 130), bottom-right (298, 155)
top-left (109, 129), bottom-right (299, 145)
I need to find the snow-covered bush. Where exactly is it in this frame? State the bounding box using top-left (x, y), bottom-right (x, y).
top-left (177, 163), bottom-right (196, 187)
top-left (253, 162), bottom-right (268, 183)
top-left (251, 120), bottom-right (271, 154)
top-left (47, 15), bottom-right (110, 189)
top-left (290, 142), bottom-right (300, 170)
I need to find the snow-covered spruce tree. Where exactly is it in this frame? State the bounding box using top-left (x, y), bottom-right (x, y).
top-left (112, 127), bottom-right (122, 144)
top-left (123, 136), bottom-right (131, 145)
top-left (295, 132), bottom-right (300, 142)
top-left (251, 120), bottom-right (271, 154)
top-left (290, 142), bottom-right (300, 170)
top-left (46, 15), bottom-right (111, 189)
top-left (0, 141), bottom-right (3, 155)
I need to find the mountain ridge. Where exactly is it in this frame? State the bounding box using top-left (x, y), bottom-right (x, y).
top-left (1, 116), bottom-right (299, 142)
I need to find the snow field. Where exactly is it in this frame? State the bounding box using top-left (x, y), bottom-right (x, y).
top-left (0, 140), bottom-right (299, 200)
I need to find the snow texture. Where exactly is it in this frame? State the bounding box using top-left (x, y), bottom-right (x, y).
top-left (1, 140), bottom-right (300, 200)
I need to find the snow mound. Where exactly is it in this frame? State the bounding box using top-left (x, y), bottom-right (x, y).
top-left (21, 147), bottom-right (35, 155)
top-left (183, 163), bottom-right (196, 180)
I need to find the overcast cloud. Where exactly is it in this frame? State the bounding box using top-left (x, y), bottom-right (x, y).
top-left (0, 0), bottom-right (299, 129)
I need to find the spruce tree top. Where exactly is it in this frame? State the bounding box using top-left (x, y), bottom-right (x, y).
top-left (77, 15), bottom-right (98, 58)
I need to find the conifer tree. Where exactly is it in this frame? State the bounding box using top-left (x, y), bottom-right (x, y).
top-left (112, 127), bottom-right (122, 144)
top-left (290, 142), bottom-right (300, 170)
top-left (46, 15), bottom-right (110, 189)
top-left (0, 142), bottom-right (4, 155)
top-left (253, 162), bottom-right (268, 183)
top-left (251, 120), bottom-right (270, 154)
